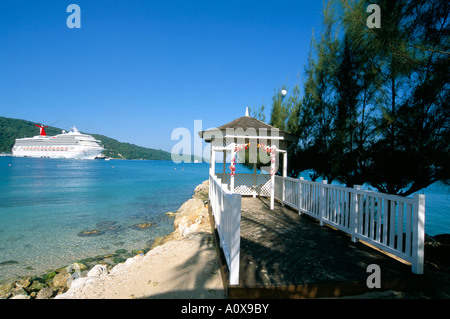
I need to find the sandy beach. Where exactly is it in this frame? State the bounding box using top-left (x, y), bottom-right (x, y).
top-left (55, 180), bottom-right (226, 299)
top-left (55, 232), bottom-right (224, 299)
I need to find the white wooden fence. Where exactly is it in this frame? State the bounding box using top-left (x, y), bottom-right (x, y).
top-left (275, 176), bottom-right (425, 274)
top-left (209, 173), bottom-right (241, 285)
top-left (216, 173), bottom-right (271, 196)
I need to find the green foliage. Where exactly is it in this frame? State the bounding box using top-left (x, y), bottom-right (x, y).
top-left (250, 104), bottom-right (266, 122)
top-left (0, 117), bottom-right (62, 153)
top-left (269, 85), bottom-right (289, 131)
top-left (0, 116), bottom-right (172, 161)
top-left (90, 133), bottom-right (172, 161)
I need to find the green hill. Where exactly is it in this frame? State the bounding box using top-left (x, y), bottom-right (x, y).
top-left (0, 116), bottom-right (173, 161)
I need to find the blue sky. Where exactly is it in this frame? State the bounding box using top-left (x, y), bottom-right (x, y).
top-left (0, 0), bottom-right (324, 153)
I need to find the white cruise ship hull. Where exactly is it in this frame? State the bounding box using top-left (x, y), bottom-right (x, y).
top-left (12, 148), bottom-right (103, 160)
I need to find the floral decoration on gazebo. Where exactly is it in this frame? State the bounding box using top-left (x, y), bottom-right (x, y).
top-left (229, 143), bottom-right (277, 177)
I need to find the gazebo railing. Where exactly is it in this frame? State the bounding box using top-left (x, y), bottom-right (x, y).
top-left (209, 171), bottom-right (425, 275)
top-left (275, 176), bottom-right (425, 274)
top-left (216, 173), bottom-right (271, 196)
top-left (209, 173), bottom-right (241, 285)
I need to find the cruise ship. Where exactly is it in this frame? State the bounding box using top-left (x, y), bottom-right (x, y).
top-left (12, 124), bottom-right (105, 159)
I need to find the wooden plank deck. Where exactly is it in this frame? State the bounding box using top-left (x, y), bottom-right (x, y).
top-left (210, 197), bottom-right (426, 299)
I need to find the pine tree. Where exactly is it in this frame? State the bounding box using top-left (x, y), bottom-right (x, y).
top-left (266, 0), bottom-right (449, 194)
top-left (341, 0), bottom-right (450, 195)
top-left (269, 85), bottom-right (289, 131)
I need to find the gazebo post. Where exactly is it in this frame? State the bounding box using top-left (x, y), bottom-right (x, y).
top-left (253, 162), bottom-right (257, 198)
top-left (282, 150), bottom-right (287, 206)
top-left (223, 151), bottom-right (226, 178)
top-left (210, 146), bottom-right (216, 177)
top-left (230, 143), bottom-right (235, 192)
top-left (270, 151), bottom-right (275, 210)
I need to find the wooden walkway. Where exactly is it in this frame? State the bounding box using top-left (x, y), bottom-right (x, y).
top-left (210, 197), bottom-right (426, 299)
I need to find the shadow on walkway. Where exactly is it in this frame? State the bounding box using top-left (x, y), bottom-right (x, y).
top-left (140, 232), bottom-right (225, 299)
top-left (219, 197), bottom-right (440, 298)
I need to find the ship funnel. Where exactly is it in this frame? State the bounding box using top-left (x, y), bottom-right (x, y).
top-left (35, 124), bottom-right (48, 136)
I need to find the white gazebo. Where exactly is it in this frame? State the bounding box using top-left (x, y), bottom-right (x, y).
top-left (200, 109), bottom-right (425, 285)
top-left (199, 108), bottom-right (298, 210)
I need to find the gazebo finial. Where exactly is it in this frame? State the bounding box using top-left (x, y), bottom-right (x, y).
top-left (245, 107), bottom-right (249, 117)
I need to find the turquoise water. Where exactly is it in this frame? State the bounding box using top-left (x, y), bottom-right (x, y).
top-left (418, 182), bottom-right (450, 236)
top-left (0, 157), bottom-right (448, 283)
top-left (0, 157), bottom-right (209, 283)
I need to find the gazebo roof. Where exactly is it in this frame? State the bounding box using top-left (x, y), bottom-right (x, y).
top-left (199, 109), bottom-right (298, 143)
top-left (217, 115), bottom-right (277, 131)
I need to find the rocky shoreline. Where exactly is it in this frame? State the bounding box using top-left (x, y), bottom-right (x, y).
top-left (0, 180), bottom-right (213, 299)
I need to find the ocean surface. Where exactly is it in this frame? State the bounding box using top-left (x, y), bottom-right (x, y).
top-left (0, 157), bottom-right (211, 283)
top-left (0, 157), bottom-right (449, 283)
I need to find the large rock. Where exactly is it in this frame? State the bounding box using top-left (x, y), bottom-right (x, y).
top-left (426, 233), bottom-right (450, 269)
top-left (29, 280), bottom-right (46, 292)
top-left (87, 265), bottom-right (108, 278)
top-left (150, 180), bottom-right (210, 249)
top-left (71, 262), bottom-right (88, 272)
top-left (36, 287), bottom-right (53, 299)
top-left (55, 265), bottom-right (108, 299)
top-left (175, 198), bottom-right (205, 219)
top-left (0, 282), bottom-right (15, 299)
top-left (15, 277), bottom-right (31, 290)
top-left (434, 234), bottom-right (450, 246)
top-left (54, 277), bottom-right (95, 298)
top-left (132, 222), bottom-right (153, 230)
top-left (77, 230), bottom-right (104, 237)
top-left (193, 180), bottom-right (209, 200)
top-left (53, 270), bottom-right (71, 288)
top-left (10, 287), bottom-right (28, 298)
top-left (0, 260), bottom-right (19, 266)
top-left (174, 198), bottom-right (209, 238)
